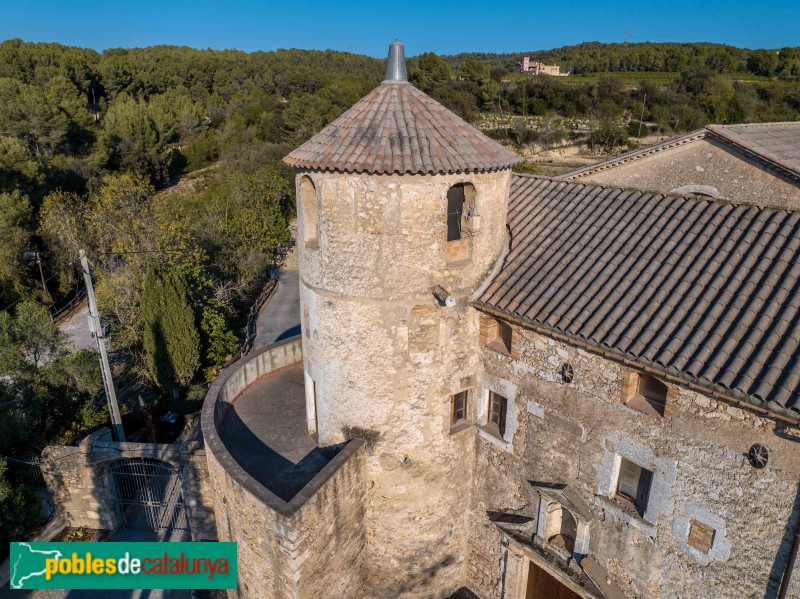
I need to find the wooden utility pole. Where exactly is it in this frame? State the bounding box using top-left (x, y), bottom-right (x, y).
top-left (79, 250), bottom-right (125, 442)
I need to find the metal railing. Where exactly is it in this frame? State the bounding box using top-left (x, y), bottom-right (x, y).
top-left (51, 287), bottom-right (87, 322)
top-left (235, 275), bottom-right (278, 360)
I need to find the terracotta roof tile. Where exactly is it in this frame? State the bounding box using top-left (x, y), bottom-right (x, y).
top-left (284, 82), bottom-right (521, 175)
top-left (475, 175), bottom-right (800, 418)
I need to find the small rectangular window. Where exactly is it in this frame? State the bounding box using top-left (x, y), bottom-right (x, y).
top-left (488, 391), bottom-right (508, 436)
top-left (451, 391), bottom-right (468, 424)
top-left (616, 457), bottom-right (652, 517)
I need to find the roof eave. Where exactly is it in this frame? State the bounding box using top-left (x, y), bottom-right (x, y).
top-left (470, 300), bottom-right (800, 426)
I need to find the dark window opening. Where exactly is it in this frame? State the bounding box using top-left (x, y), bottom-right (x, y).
top-left (488, 391), bottom-right (508, 436)
top-left (451, 391), bottom-right (468, 424)
top-left (447, 184), bottom-right (466, 241)
top-left (638, 374), bottom-right (667, 404)
top-left (616, 457), bottom-right (652, 517)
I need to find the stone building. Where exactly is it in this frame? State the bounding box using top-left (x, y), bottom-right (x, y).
top-left (514, 56), bottom-right (567, 76)
top-left (199, 40), bottom-right (800, 599)
top-left (564, 122), bottom-right (800, 210)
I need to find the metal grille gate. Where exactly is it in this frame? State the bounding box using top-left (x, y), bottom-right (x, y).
top-left (109, 458), bottom-right (188, 532)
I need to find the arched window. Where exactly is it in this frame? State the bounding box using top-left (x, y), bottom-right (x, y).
top-left (446, 183), bottom-right (476, 263)
top-left (545, 503), bottom-right (577, 555)
top-left (299, 176), bottom-right (318, 245)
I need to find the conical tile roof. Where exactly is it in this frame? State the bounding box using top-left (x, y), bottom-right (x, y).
top-left (284, 43), bottom-right (520, 175)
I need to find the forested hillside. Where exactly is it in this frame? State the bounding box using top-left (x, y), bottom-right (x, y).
top-left (442, 41), bottom-right (800, 78)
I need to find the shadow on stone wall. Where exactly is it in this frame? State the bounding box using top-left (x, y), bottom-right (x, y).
top-left (390, 553), bottom-right (457, 597)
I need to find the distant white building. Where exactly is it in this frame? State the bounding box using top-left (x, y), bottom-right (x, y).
top-left (514, 56), bottom-right (568, 76)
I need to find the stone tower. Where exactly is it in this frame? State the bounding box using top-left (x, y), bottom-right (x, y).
top-left (284, 40), bottom-right (520, 597)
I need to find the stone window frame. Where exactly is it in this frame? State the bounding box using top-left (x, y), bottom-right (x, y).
top-left (534, 499), bottom-right (591, 562)
top-left (671, 504), bottom-right (731, 565)
top-left (449, 389), bottom-right (472, 435)
top-left (621, 370), bottom-right (677, 419)
top-left (298, 175), bottom-right (319, 248)
top-left (615, 457), bottom-right (653, 517)
top-left (448, 375), bottom-right (476, 435)
top-left (595, 434), bottom-right (676, 533)
top-left (445, 181), bottom-right (478, 264)
top-left (487, 391), bottom-right (508, 436)
top-left (477, 375), bottom-right (517, 453)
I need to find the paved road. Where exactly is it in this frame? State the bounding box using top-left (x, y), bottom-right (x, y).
top-left (253, 269), bottom-right (300, 349)
top-left (56, 302), bottom-right (95, 353)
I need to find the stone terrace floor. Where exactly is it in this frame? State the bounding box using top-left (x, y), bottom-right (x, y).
top-left (218, 364), bottom-right (341, 502)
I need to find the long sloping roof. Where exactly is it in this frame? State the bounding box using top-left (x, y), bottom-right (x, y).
top-left (563, 122), bottom-right (800, 183)
top-left (475, 175), bottom-right (800, 417)
top-left (283, 82), bottom-right (521, 175)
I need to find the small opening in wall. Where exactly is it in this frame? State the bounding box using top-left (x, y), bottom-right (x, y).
top-left (560, 363), bottom-right (574, 384)
top-left (446, 183), bottom-right (476, 263)
top-left (447, 183), bottom-right (466, 242)
top-left (616, 457), bottom-right (652, 518)
top-left (545, 503), bottom-right (577, 555)
top-left (626, 373), bottom-right (668, 418)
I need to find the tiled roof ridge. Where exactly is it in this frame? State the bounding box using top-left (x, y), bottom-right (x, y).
top-left (713, 121), bottom-right (800, 129)
top-left (560, 129), bottom-right (707, 179)
top-left (512, 173), bottom-right (793, 214)
top-left (705, 125), bottom-right (800, 181)
top-left (563, 122), bottom-right (800, 183)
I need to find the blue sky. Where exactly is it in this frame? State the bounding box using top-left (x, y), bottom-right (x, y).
top-left (1, 0), bottom-right (796, 56)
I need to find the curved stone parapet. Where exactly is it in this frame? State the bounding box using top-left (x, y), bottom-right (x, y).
top-left (202, 336), bottom-right (367, 598)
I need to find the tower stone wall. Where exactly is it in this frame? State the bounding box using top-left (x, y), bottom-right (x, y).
top-left (297, 169), bottom-right (512, 597)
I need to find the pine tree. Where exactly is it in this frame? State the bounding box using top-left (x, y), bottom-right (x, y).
top-left (141, 265), bottom-right (200, 390)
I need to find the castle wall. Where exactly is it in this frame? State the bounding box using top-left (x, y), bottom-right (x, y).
top-left (467, 324), bottom-right (800, 599)
top-left (297, 169), bottom-right (512, 597)
top-left (577, 137), bottom-right (800, 209)
top-left (202, 337), bottom-right (368, 599)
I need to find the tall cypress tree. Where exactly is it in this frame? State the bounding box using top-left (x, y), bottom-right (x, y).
top-left (141, 265), bottom-right (200, 390)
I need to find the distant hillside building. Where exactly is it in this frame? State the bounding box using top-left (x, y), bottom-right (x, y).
top-left (514, 56), bottom-right (567, 76)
